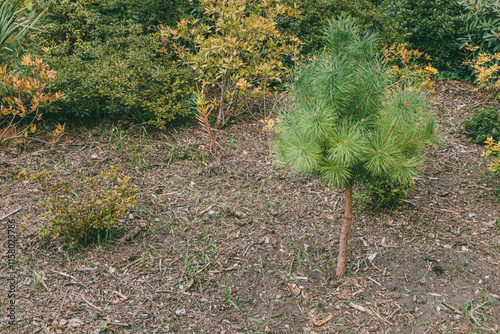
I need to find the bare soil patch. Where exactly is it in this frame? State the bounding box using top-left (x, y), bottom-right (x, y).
top-left (1, 80), bottom-right (499, 333)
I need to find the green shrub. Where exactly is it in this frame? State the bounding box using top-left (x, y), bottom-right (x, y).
top-left (12, 0), bottom-right (196, 126)
top-left (92, 0), bottom-right (193, 28)
top-left (380, 0), bottom-right (468, 79)
top-left (462, 106), bottom-right (500, 144)
top-left (365, 178), bottom-right (414, 209)
top-left (20, 166), bottom-right (137, 245)
top-left (280, 0), bottom-right (400, 54)
top-left (460, 0), bottom-right (500, 53)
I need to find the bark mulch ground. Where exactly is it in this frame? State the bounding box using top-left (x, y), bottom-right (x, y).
top-left (1, 80), bottom-right (499, 333)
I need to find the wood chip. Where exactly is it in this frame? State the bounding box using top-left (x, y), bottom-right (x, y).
top-left (81, 295), bottom-right (102, 312)
top-left (287, 283), bottom-right (300, 296)
top-left (208, 265), bottom-right (238, 274)
top-left (442, 301), bottom-right (463, 315)
top-left (50, 269), bottom-right (77, 281)
top-left (0, 207), bottom-right (22, 221)
top-left (349, 302), bottom-right (372, 314)
top-left (313, 314), bottom-right (333, 326)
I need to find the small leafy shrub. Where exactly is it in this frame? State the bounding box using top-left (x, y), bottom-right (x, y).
top-left (464, 46), bottom-right (500, 100)
top-left (462, 106), bottom-right (500, 144)
top-left (483, 137), bottom-right (500, 174)
top-left (20, 166), bottom-right (137, 245)
top-left (365, 178), bottom-right (414, 209)
top-left (280, 0), bottom-right (400, 55)
top-left (382, 43), bottom-right (438, 93)
top-left (0, 55), bottom-right (65, 145)
top-left (160, 0), bottom-right (303, 128)
top-left (381, 0), bottom-right (468, 78)
top-left (355, 179), bottom-right (414, 210)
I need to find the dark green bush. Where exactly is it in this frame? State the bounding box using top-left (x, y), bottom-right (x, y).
top-left (279, 0), bottom-right (400, 55)
top-left (355, 178), bottom-right (414, 210)
top-left (380, 0), bottom-right (468, 79)
top-left (366, 178), bottom-right (414, 209)
top-left (92, 0), bottom-right (194, 28)
top-left (9, 0), bottom-right (196, 126)
top-left (462, 106), bottom-right (500, 144)
top-left (460, 0), bottom-right (500, 54)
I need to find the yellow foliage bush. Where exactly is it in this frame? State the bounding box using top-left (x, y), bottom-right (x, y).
top-left (382, 43), bottom-right (438, 94)
top-left (483, 137), bottom-right (500, 174)
top-left (160, 0), bottom-right (303, 128)
top-left (465, 44), bottom-right (500, 97)
top-left (19, 166), bottom-right (137, 245)
top-left (0, 55), bottom-right (65, 145)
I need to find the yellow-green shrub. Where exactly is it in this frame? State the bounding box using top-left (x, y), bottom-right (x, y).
top-left (160, 0), bottom-right (303, 127)
top-left (382, 43), bottom-right (438, 94)
top-left (20, 166), bottom-right (137, 245)
top-left (465, 46), bottom-right (500, 98)
top-left (483, 137), bottom-right (500, 174)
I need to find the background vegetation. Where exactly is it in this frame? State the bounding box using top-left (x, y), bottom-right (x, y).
top-left (0, 0), bottom-right (499, 145)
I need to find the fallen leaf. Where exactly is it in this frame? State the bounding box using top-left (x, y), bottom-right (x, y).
top-left (68, 318), bottom-right (83, 327)
top-left (287, 283), bottom-right (300, 295)
top-left (313, 314), bottom-right (333, 326)
top-left (138, 219), bottom-right (147, 231)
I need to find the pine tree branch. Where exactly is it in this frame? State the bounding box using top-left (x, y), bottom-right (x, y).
top-left (383, 115), bottom-right (400, 145)
top-left (356, 55), bottom-right (363, 84)
top-left (398, 132), bottom-right (433, 149)
top-left (356, 70), bottom-right (379, 110)
top-left (330, 69), bottom-right (335, 108)
top-left (296, 80), bottom-right (313, 108)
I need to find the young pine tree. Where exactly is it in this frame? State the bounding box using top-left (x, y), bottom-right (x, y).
top-left (274, 17), bottom-right (435, 277)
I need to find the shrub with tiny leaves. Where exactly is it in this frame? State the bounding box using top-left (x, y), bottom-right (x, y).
top-left (13, 0), bottom-right (196, 126)
top-left (19, 166), bottom-right (137, 245)
top-left (365, 178), bottom-right (414, 209)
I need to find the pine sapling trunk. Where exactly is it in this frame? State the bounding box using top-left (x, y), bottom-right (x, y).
top-left (336, 184), bottom-right (353, 277)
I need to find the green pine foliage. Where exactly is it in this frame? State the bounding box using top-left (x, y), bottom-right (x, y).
top-left (274, 16), bottom-right (435, 190)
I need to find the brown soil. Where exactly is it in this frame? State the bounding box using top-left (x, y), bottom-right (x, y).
top-left (1, 80), bottom-right (499, 333)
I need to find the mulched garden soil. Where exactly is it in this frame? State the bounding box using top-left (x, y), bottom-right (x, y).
top-left (1, 80), bottom-right (499, 333)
